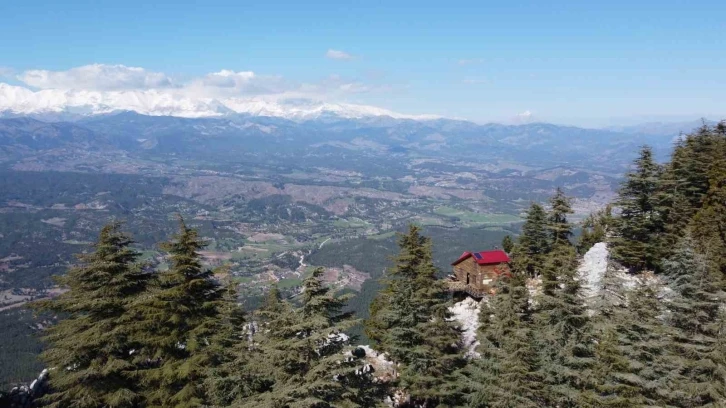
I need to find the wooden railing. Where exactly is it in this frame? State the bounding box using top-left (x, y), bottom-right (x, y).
top-left (445, 279), bottom-right (489, 298)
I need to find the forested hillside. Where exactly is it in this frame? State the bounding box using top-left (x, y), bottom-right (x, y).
top-left (2, 122), bottom-right (725, 407)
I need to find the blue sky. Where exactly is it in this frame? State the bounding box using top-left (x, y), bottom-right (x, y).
top-left (0, 0), bottom-right (724, 125)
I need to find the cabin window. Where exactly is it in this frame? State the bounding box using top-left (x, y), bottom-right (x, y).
top-left (466, 273), bottom-right (470, 284)
top-left (482, 278), bottom-right (493, 285)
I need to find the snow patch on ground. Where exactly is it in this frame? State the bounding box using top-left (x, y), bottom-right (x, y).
top-left (355, 297), bottom-right (484, 381)
top-left (357, 345), bottom-right (396, 380)
top-left (619, 270), bottom-right (643, 291)
top-left (577, 242), bottom-right (609, 298)
top-left (577, 242), bottom-right (667, 304)
top-left (448, 297), bottom-right (482, 358)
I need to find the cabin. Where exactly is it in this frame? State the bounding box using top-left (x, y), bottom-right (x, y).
top-left (448, 250), bottom-right (511, 298)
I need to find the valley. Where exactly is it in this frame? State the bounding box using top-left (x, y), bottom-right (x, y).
top-left (0, 111), bottom-right (682, 387)
top-left (0, 112), bottom-right (684, 306)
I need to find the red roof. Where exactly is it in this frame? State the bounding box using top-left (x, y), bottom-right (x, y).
top-left (452, 250), bottom-right (511, 266)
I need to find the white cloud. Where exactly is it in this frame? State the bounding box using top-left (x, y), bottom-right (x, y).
top-left (184, 70), bottom-right (294, 98)
top-left (17, 64), bottom-right (173, 91)
top-left (513, 110), bottom-right (534, 124)
top-left (10, 63), bottom-right (391, 104)
top-left (0, 66), bottom-right (435, 119)
top-left (325, 49), bottom-right (355, 60)
top-left (200, 70), bottom-right (255, 88)
top-left (0, 67), bottom-right (13, 78)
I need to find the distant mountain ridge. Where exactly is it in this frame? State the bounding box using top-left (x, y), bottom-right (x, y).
top-left (2, 83), bottom-right (717, 143)
top-left (0, 83), bottom-right (439, 121)
top-left (0, 117), bottom-right (113, 150)
top-left (605, 119), bottom-right (717, 137)
top-left (0, 111), bottom-right (679, 173)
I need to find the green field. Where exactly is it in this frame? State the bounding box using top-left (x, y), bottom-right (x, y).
top-left (233, 276), bottom-right (254, 284)
top-left (61, 240), bottom-right (92, 245)
top-left (367, 230), bottom-right (397, 240)
top-left (433, 206), bottom-right (521, 225)
top-left (412, 215), bottom-right (448, 226)
top-left (277, 277), bottom-right (303, 289)
top-left (333, 217), bottom-right (371, 228)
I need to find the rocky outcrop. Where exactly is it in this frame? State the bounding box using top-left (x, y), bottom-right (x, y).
top-left (0, 369), bottom-right (49, 408)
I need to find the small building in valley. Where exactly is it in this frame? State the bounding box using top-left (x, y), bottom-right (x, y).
top-left (448, 250), bottom-right (511, 298)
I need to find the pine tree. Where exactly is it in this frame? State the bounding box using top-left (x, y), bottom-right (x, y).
top-left (666, 124), bottom-right (724, 210)
top-left (662, 237), bottom-right (726, 407)
top-left (468, 272), bottom-right (541, 408)
top-left (588, 263), bottom-right (627, 318)
top-left (511, 203), bottom-right (550, 277)
top-left (262, 284), bottom-right (283, 313)
top-left (577, 205), bottom-right (612, 255)
top-left (586, 327), bottom-right (643, 407)
top-left (577, 215), bottom-right (596, 255)
top-left (366, 225), bottom-right (464, 407)
top-left (250, 284), bottom-right (286, 347)
top-left (132, 217), bottom-right (223, 407)
top-left (364, 294), bottom-right (388, 348)
top-left (585, 268), bottom-right (656, 407)
top-left (616, 278), bottom-right (676, 405)
top-left (237, 292), bottom-right (297, 405)
top-left (204, 271), bottom-right (251, 407)
top-left (531, 244), bottom-right (596, 407)
top-left (659, 137), bottom-right (693, 246)
top-left (658, 124), bottom-right (725, 258)
top-left (548, 187), bottom-right (574, 247)
top-left (501, 235), bottom-right (514, 253)
top-left (209, 268), bottom-right (246, 365)
top-left (238, 268), bottom-right (383, 408)
top-left (215, 283), bottom-right (291, 406)
top-left (30, 222), bottom-right (151, 408)
top-left (659, 185), bottom-right (693, 255)
top-left (690, 125), bottom-right (726, 276)
top-left (611, 146), bottom-right (665, 271)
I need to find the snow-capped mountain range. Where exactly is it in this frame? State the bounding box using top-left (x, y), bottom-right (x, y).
top-left (0, 83), bottom-right (439, 121)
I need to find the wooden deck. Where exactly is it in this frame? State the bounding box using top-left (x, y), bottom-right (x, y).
top-left (445, 279), bottom-right (489, 298)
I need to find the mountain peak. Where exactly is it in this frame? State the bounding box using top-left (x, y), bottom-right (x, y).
top-left (0, 83), bottom-right (440, 121)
